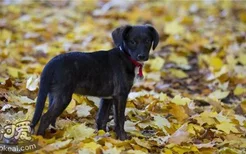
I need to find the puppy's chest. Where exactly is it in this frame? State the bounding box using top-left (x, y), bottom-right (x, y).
top-left (133, 67), bottom-right (144, 83)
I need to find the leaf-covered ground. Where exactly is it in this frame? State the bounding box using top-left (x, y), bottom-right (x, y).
top-left (0, 0), bottom-right (246, 154)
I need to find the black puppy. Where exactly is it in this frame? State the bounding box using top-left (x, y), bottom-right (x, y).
top-left (31, 25), bottom-right (159, 140)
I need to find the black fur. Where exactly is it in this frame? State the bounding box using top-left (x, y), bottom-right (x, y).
top-left (31, 25), bottom-right (159, 140)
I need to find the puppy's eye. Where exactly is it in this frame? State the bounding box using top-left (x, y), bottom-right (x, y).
top-left (146, 39), bottom-right (151, 43)
top-left (129, 40), bottom-right (136, 45)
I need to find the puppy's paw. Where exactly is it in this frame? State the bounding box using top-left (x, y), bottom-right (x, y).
top-left (30, 126), bottom-right (35, 135)
top-left (117, 132), bottom-right (129, 141)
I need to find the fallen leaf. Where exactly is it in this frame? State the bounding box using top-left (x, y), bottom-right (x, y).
top-left (234, 85), bottom-right (246, 96)
top-left (149, 56), bottom-right (165, 71)
top-left (238, 52), bottom-right (246, 65)
top-left (26, 75), bottom-right (40, 91)
top-left (164, 20), bottom-right (185, 35)
top-left (132, 137), bottom-right (151, 149)
top-left (66, 99), bottom-right (76, 114)
top-left (76, 104), bottom-right (93, 117)
top-left (171, 95), bottom-right (191, 105)
top-left (169, 103), bottom-right (189, 122)
top-left (169, 69), bottom-right (188, 79)
top-left (103, 146), bottom-right (121, 154)
top-left (124, 120), bottom-right (137, 132)
top-left (79, 142), bottom-right (102, 153)
top-left (208, 90), bottom-right (230, 100)
top-left (216, 122), bottom-right (239, 134)
top-left (44, 139), bottom-right (72, 152)
top-left (168, 123), bottom-right (190, 144)
top-left (152, 115), bottom-right (171, 135)
top-left (64, 124), bottom-right (95, 141)
top-left (210, 56), bottom-right (223, 71)
top-left (234, 115), bottom-right (246, 126)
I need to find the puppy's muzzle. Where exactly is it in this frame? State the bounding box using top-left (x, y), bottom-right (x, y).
top-left (137, 54), bottom-right (148, 61)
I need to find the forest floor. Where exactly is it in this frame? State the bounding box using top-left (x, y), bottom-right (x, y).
top-left (0, 0), bottom-right (246, 154)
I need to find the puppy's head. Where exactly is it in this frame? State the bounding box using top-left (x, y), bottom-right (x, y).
top-left (112, 25), bottom-right (159, 61)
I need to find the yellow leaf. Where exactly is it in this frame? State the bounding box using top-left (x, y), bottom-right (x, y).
top-left (187, 124), bottom-right (203, 135)
top-left (239, 11), bottom-right (246, 23)
top-left (149, 56), bottom-right (165, 71)
top-left (48, 46), bottom-right (64, 55)
top-left (210, 56), bottom-right (223, 71)
top-left (194, 142), bottom-right (215, 149)
top-left (215, 112), bottom-right (231, 123)
top-left (219, 147), bottom-right (241, 154)
top-left (152, 115), bottom-right (171, 134)
top-left (65, 99), bottom-right (76, 114)
top-left (169, 69), bottom-right (188, 79)
top-left (0, 29), bottom-right (12, 41)
top-left (145, 72), bottom-right (161, 81)
top-left (153, 115), bottom-right (171, 128)
top-left (216, 122), bottom-right (239, 134)
top-left (81, 142), bottom-right (101, 151)
top-left (32, 136), bottom-right (56, 147)
top-left (0, 77), bottom-right (7, 83)
top-left (133, 137), bottom-right (151, 149)
top-left (169, 103), bottom-right (188, 122)
top-left (169, 123), bottom-right (190, 144)
top-left (159, 93), bottom-right (169, 101)
top-left (164, 21), bottom-right (185, 35)
top-left (72, 94), bottom-right (84, 104)
top-left (56, 119), bottom-right (74, 129)
top-left (226, 54), bottom-right (237, 68)
top-left (103, 147), bottom-right (121, 154)
top-left (127, 150), bottom-right (147, 154)
top-left (207, 66), bottom-right (228, 81)
top-left (172, 145), bottom-right (198, 154)
top-left (44, 139), bottom-right (72, 152)
top-left (64, 124), bottom-right (95, 141)
top-left (78, 149), bottom-right (94, 154)
top-left (234, 115), bottom-right (246, 126)
top-left (7, 66), bottom-right (24, 78)
top-left (18, 96), bottom-right (35, 104)
top-left (238, 53), bottom-right (246, 65)
top-left (10, 94), bottom-right (35, 104)
top-left (208, 90), bottom-right (230, 100)
top-left (234, 85), bottom-right (246, 95)
top-left (98, 130), bottom-right (106, 136)
top-left (168, 53), bottom-right (190, 69)
top-left (171, 95), bottom-right (191, 105)
top-left (163, 149), bottom-right (173, 154)
top-left (53, 149), bottom-right (68, 154)
top-left (195, 111), bottom-right (217, 126)
top-left (240, 100), bottom-right (246, 114)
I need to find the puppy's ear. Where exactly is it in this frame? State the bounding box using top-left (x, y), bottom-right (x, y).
top-left (145, 25), bottom-right (159, 50)
top-left (112, 25), bottom-right (132, 47)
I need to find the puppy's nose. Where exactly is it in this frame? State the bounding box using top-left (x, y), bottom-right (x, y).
top-left (137, 54), bottom-right (146, 61)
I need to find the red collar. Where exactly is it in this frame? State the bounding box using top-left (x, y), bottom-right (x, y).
top-left (119, 46), bottom-right (144, 78)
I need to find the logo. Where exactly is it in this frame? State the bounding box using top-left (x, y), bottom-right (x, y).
top-left (0, 120), bottom-right (39, 153)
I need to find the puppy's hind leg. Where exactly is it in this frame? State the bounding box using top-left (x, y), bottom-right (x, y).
top-left (37, 91), bottom-right (73, 136)
top-left (48, 93), bottom-right (56, 127)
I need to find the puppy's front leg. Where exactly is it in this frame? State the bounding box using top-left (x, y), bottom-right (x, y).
top-left (113, 95), bottom-right (128, 140)
top-left (96, 99), bottom-right (113, 131)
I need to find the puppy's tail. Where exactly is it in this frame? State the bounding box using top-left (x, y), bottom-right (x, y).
top-left (30, 70), bottom-right (51, 129)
